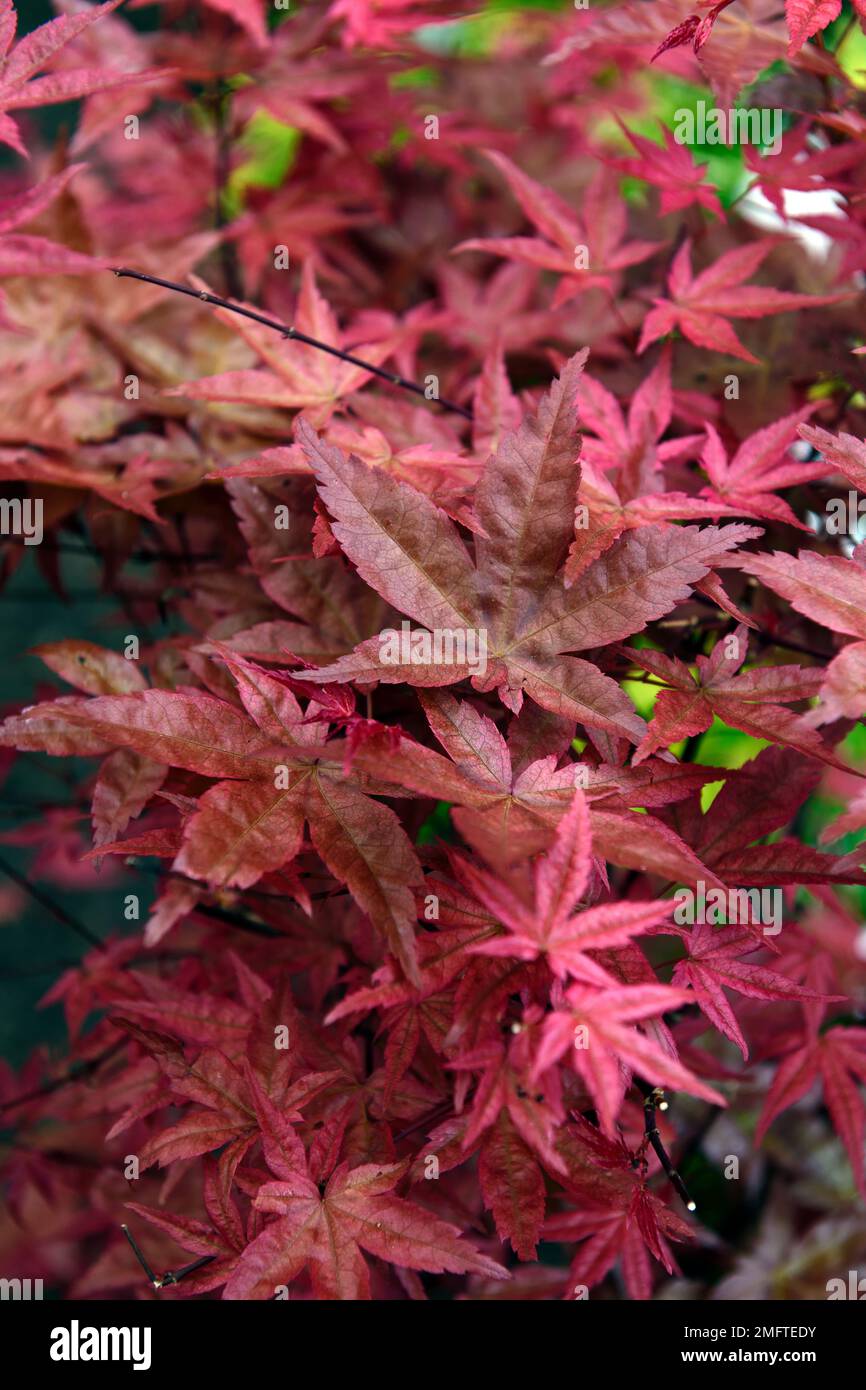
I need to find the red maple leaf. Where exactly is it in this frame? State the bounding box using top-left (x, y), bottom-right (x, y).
top-left (455, 151), bottom-right (662, 306)
top-left (532, 981), bottom-right (725, 1135)
top-left (638, 239), bottom-right (841, 364)
top-left (698, 408), bottom-right (825, 527)
top-left (0, 0), bottom-right (164, 157)
top-left (662, 921), bottom-right (836, 1058)
top-left (292, 351), bottom-right (758, 742)
top-left (606, 121), bottom-right (724, 218)
top-left (0, 655), bottom-right (428, 980)
top-left (545, 1178), bottom-right (694, 1301)
top-left (624, 622), bottom-right (850, 772)
top-left (224, 1153), bottom-right (508, 1298)
top-left (453, 790), bottom-right (675, 984)
top-left (757, 1025), bottom-right (866, 1197)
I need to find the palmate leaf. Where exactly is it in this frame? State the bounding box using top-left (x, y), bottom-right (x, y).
top-left (294, 352), bottom-right (759, 744)
top-left (3, 0), bottom-right (866, 1307)
top-left (0, 0), bottom-right (165, 157)
top-left (455, 790), bottom-right (678, 984)
top-left (625, 624), bottom-right (853, 773)
top-left (544, 1180), bottom-right (694, 1301)
top-left (349, 692), bottom-right (729, 888)
top-left (0, 667), bottom-right (425, 982)
top-left (454, 151), bottom-right (662, 304)
top-left (224, 1158), bottom-right (509, 1299)
top-left (533, 983), bottom-right (725, 1135)
top-left (606, 121), bottom-right (723, 218)
top-left (756, 1027), bottom-right (866, 1197)
top-left (662, 922), bottom-right (837, 1059)
top-left (698, 409), bottom-right (822, 528)
top-left (638, 241), bottom-right (841, 364)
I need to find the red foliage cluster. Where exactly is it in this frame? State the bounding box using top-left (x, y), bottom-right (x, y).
top-left (1, 0), bottom-right (866, 1301)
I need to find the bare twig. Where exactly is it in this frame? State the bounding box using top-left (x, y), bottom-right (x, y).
top-left (0, 1040), bottom-right (125, 1115)
top-left (635, 1080), bottom-right (697, 1212)
top-left (0, 853), bottom-right (105, 952)
top-left (122, 1224), bottom-right (217, 1290)
top-left (1, 537), bottom-right (220, 565)
top-left (210, 77), bottom-right (242, 300)
top-left (111, 268), bottom-right (474, 421)
top-left (121, 1224), bottom-right (160, 1287)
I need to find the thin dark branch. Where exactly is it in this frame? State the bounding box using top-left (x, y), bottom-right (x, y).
top-left (160, 1254), bottom-right (216, 1286)
top-left (394, 1100), bottom-right (453, 1144)
top-left (690, 595), bottom-right (830, 663)
top-left (123, 1223), bottom-right (218, 1291)
top-left (211, 77), bottom-right (242, 300)
top-left (0, 959), bottom-right (80, 979)
top-left (635, 1079), bottom-right (696, 1213)
top-left (1, 537), bottom-right (220, 565)
top-left (111, 268), bottom-right (474, 421)
top-left (0, 1040), bottom-right (124, 1115)
top-left (128, 858), bottom-right (308, 906)
top-left (189, 899), bottom-right (284, 938)
top-left (0, 853), bottom-right (105, 952)
top-left (121, 1225), bottom-right (160, 1287)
